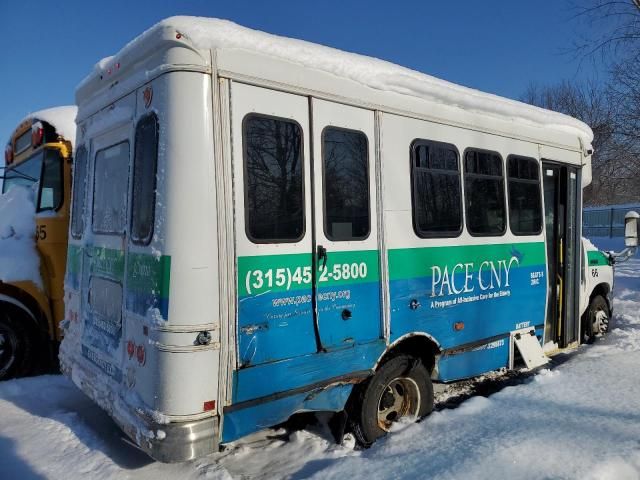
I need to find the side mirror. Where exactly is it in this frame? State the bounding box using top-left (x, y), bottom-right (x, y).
top-left (625, 211), bottom-right (639, 248)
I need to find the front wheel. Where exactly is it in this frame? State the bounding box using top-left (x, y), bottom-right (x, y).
top-left (349, 355), bottom-right (433, 446)
top-left (0, 308), bottom-right (36, 380)
top-left (582, 294), bottom-right (610, 344)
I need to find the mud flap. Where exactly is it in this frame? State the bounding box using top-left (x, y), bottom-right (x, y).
top-left (510, 328), bottom-right (549, 369)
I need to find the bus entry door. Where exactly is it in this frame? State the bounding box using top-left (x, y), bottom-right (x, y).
top-left (311, 99), bottom-right (382, 351)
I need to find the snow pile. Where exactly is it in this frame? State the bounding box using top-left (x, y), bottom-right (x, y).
top-left (17, 105), bottom-right (77, 146)
top-left (0, 186), bottom-right (41, 288)
top-left (82, 16), bottom-right (592, 143)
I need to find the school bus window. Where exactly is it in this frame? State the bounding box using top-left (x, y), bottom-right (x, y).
top-left (411, 140), bottom-right (462, 237)
top-left (92, 141), bottom-right (130, 235)
top-left (507, 155), bottom-right (542, 235)
top-left (322, 127), bottom-right (370, 241)
top-left (38, 149), bottom-right (63, 212)
top-left (131, 113), bottom-right (159, 245)
top-left (1, 152), bottom-right (42, 194)
top-left (71, 145), bottom-right (88, 238)
top-left (464, 149), bottom-right (506, 236)
top-left (243, 114), bottom-right (304, 243)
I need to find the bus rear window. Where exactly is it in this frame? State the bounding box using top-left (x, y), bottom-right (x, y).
top-left (243, 114), bottom-right (305, 243)
top-left (507, 155), bottom-right (542, 235)
top-left (464, 149), bottom-right (506, 236)
top-left (71, 146), bottom-right (88, 238)
top-left (131, 114), bottom-right (159, 245)
top-left (92, 142), bottom-right (130, 235)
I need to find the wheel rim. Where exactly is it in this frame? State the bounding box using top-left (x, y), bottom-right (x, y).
top-left (593, 308), bottom-right (609, 335)
top-left (0, 322), bottom-right (18, 377)
top-left (377, 376), bottom-right (421, 431)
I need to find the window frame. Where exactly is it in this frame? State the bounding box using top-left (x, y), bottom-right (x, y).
top-left (91, 140), bottom-right (131, 236)
top-left (130, 112), bottom-right (159, 246)
top-left (410, 139), bottom-right (463, 239)
top-left (242, 112), bottom-right (306, 244)
top-left (70, 145), bottom-right (88, 239)
top-left (36, 148), bottom-right (64, 213)
top-left (321, 125), bottom-right (371, 242)
top-left (463, 147), bottom-right (507, 237)
top-left (506, 154), bottom-right (543, 236)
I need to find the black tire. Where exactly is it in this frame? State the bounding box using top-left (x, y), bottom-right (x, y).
top-left (349, 355), bottom-right (433, 446)
top-left (0, 306), bottom-right (37, 380)
top-left (582, 294), bottom-right (610, 344)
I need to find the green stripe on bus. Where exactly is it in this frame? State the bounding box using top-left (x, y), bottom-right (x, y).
top-left (587, 250), bottom-right (609, 267)
top-left (67, 244), bottom-right (82, 275)
top-left (238, 249), bottom-right (379, 297)
top-left (127, 252), bottom-right (171, 298)
top-left (388, 242), bottom-right (546, 280)
top-left (66, 245), bottom-right (171, 298)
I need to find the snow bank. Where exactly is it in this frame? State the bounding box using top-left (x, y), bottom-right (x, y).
top-left (17, 105), bottom-right (77, 146)
top-left (0, 186), bottom-right (41, 288)
top-left (81, 16), bottom-right (592, 143)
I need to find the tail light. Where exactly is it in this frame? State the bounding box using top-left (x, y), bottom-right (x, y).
top-left (136, 345), bottom-right (146, 365)
top-left (31, 122), bottom-right (44, 147)
top-left (4, 144), bottom-right (12, 164)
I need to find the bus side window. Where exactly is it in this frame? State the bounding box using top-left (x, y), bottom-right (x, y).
top-left (131, 113), bottom-right (159, 245)
top-left (322, 127), bottom-right (370, 241)
top-left (410, 139), bottom-right (462, 238)
top-left (92, 142), bottom-right (130, 235)
top-left (71, 145), bottom-right (88, 238)
top-left (243, 114), bottom-right (305, 243)
top-left (507, 155), bottom-right (542, 236)
top-left (463, 149), bottom-right (506, 236)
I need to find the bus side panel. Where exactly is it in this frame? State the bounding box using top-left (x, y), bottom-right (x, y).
top-left (380, 113), bottom-right (548, 381)
top-left (388, 242), bottom-right (547, 350)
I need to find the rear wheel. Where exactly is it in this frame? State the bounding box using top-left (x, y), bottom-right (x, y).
top-left (582, 294), bottom-right (610, 344)
top-left (349, 355), bottom-right (433, 446)
top-left (0, 306), bottom-right (37, 380)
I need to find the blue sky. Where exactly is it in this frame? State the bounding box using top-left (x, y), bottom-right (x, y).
top-left (0, 0), bottom-right (605, 142)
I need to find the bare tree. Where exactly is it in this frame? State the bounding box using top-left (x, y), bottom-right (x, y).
top-left (520, 80), bottom-right (636, 205)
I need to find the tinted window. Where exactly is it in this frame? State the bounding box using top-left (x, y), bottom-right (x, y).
top-left (38, 149), bottom-right (63, 211)
top-left (243, 115), bottom-right (304, 242)
top-left (71, 146), bottom-right (88, 238)
top-left (322, 127), bottom-right (370, 241)
top-left (507, 155), bottom-right (542, 235)
top-left (411, 140), bottom-right (462, 237)
top-left (464, 149), bottom-right (506, 235)
top-left (92, 142), bottom-right (130, 234)
top-left (131, 114), bottom-right (159, 245)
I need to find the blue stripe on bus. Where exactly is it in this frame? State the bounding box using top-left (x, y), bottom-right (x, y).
top-left (389, 265), bottom-right (547, 351)
top-left (222, 383), bottom-right (353, 443)
top-left (233, 339), bottom-right (384, 404)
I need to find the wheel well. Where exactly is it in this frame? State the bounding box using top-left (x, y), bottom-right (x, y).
top-left (376, 335), bottom-right (440, 375)
top-left (590, 283), bottom-right (611, 308)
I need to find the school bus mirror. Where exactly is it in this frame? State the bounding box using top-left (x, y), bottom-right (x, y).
top-left (625, 211), bottom-right (639, 248)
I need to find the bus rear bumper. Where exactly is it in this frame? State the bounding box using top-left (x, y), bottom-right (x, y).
top-left (61, 355), bottom-right (219, 463)
top-left (124, 414), bottom-right (220, 463)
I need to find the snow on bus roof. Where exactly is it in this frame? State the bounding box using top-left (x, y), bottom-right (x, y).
top-left (83, 16), bottom-right (593, 143)
top-left (18, 106), bottom-right (77, 146)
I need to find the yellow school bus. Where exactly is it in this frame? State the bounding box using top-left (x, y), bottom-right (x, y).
top-left (0, 106), bottom-right (76, 379)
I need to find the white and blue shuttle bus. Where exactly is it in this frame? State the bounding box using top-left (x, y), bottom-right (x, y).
top-left (60, 17), bottom-right (639, 462)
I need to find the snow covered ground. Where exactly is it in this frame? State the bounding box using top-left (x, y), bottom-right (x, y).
top-left (1, 257), bottom-right (639, 479)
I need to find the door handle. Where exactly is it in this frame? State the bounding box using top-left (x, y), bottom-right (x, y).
top-left (317, 245), bottom-right (327, 270)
